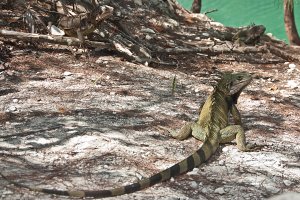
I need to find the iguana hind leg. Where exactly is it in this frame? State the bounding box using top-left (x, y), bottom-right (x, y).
top-left (169, 102), bottom-right (207, 141)
top-left (167, 121), bottom-right (207, 142)
top-left (219, 125), bottom-right (251, 151)
top-left (191, 123), bottom-right (207, 142)
top-left (169, 121), bottom-right (193, 140)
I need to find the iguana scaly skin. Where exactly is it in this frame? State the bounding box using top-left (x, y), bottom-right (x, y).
top-left (2, 71), bottom-right (252, 198)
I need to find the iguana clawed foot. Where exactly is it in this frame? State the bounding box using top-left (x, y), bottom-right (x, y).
top-left (241, 143), bottom-right (264, 151)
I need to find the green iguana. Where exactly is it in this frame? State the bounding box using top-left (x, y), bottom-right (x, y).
top-left (1, 71), bottom-right (253, 198)
top-left (232, 25), bottom-right (266, 46)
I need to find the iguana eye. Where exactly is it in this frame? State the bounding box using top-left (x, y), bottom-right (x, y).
top-left (237, 76), bottom-right (243, 80)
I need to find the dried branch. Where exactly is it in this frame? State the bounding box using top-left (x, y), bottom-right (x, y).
top-left (0, 29), bottom-right (112, 49)
top-left (267, 43), bottom-right (300, 62)
top-left (155, 45), bottom-right (268, 55)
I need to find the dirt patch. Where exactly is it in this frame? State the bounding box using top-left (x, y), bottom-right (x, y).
top-left (0, 0), bottom-right (300, 200)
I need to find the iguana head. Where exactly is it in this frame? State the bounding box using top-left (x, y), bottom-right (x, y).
top-left (216, 71), bottom-right (252, 104)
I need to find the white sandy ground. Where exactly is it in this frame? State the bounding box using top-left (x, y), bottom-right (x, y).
top-left (0, 55), bottom-right (299, 199)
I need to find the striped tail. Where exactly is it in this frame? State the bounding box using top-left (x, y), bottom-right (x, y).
top-left (2, 140), bottom-right (218, 198)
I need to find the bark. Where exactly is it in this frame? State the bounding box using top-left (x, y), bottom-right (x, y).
top-left (284, 0), bottom-right (300, 45)
top-left (191, 0), bottom-right (201, 13)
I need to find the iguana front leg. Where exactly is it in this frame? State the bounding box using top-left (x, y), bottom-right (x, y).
top-left (219, 125), bottom-right (252, 151)
top-left (230, 104), bottom-right (242, 125)
top-left (223, 104), bottom-right (253, 151)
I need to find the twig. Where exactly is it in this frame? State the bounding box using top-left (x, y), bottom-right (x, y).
top-left (204, 9), bottom-right (218, 15)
